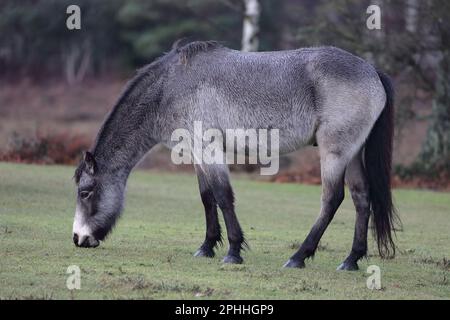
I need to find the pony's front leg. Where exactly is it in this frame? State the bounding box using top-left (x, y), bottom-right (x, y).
top-left (198, 163), bottom-right (246, 264)
top-left (194, 165), bottom-right (222, 258)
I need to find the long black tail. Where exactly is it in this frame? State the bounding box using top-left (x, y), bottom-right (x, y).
top-left (364, 72), bottom-right (400, 258)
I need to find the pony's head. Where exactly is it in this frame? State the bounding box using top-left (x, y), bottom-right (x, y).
top-left (72, 151), bottom-right (125, 248)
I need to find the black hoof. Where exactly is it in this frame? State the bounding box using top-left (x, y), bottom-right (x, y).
top-left (194, 247), bottom-right (215, 258)
top-left (336, 261), bottom-right (359, 271)
top-left (283, 259), bottom-right (305, 268)
top-left (222, 255), bottom-right (243, 264)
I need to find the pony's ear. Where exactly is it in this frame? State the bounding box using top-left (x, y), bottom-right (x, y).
top-left (84, 151), bottom-right (96, 175)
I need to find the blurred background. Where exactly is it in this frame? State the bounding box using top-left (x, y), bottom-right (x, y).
top-left (0, 0), bottom-right (449, 189)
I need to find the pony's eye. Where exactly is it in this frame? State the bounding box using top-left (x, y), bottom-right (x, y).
top-left (79, 190), bottom-right (92, 200)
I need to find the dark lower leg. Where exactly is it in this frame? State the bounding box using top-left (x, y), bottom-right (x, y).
top-left (337, 212), bottom-right (369, 270)
top-left (215, 184), bottom-right (245, 264)
top-left (222, 208), bottom-right (245, 263)
top-left (338, 187), bottom-right (370, 270)
top-left (338, 154), bottom-right (370, 270)
top-left (194, 189), bottom-right (222, 257)
top-left (284, 183), bottom-right (344, 268)
top-left (284, 151), bottom-right (346, 268)
top-left (194, 170), bottom-right (222, 258)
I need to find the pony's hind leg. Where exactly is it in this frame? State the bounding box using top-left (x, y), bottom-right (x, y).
top-left (337, 151), bottom-right (370, 271)
top-left (198, 163), bottom-right (246, 264)
top-left (193, 165), bottom-right (222, 258)
top-left (284, 149), bottom-right (349, 268)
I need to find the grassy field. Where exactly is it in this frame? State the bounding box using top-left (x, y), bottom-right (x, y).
top-left (0, 162), bottom-right (448, 299)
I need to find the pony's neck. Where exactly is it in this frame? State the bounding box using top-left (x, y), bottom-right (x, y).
top-left (92, 69), bottom-right (162, 176)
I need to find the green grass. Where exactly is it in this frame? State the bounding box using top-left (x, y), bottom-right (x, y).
top-left (0, 162), bottom-right (449, 300)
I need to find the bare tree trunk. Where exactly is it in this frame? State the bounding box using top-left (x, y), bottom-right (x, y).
top-left (241, 0), bottom-right (260, 52)
top-left (405, 0), bottom-right (419, 33)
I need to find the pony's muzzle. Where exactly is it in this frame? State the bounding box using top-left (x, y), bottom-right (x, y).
top-left (73, 233), bottom-right (99, 248)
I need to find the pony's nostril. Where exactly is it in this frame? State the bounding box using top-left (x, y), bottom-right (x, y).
top-left (73, 233), bottom-right (79, 246)
top-left (79, 236), bottom-right (89, 247)
top-left (78, 235), bottom-right (99, 248)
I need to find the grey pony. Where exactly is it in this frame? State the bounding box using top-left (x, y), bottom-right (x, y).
top-left (72, 40), bottom-right (399, 270)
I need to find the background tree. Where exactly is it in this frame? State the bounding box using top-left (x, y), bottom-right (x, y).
top-left (241, 0), bottom-right (260, 51)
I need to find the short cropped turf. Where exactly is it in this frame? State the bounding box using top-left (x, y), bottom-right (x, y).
top-left (0, 162), bottom-right (448, 299)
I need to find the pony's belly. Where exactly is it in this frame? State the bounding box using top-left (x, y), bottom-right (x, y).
top-left (277, 134), bottom-right (312, 155)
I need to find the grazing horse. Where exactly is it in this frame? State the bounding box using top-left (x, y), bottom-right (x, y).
top-left (72, 40), bottom-right (399, 270)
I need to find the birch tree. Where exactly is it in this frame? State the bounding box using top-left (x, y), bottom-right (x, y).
top-left (405, 0), bottom-right (418, 33)
top-left (241, 0), bottom-right (260, 52)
